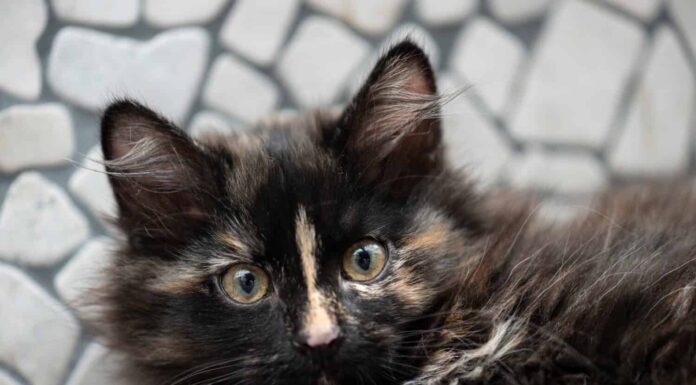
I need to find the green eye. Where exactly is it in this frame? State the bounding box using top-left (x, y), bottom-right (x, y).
top-left (221, 264), bottom-right (269, 304)
top-left (343, 240), bottom-right (387, 282)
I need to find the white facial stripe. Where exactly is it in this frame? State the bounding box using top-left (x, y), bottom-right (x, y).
top-left (295, 206), bottom-right (338, 345)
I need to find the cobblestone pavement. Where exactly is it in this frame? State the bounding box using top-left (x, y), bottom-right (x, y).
top-left (0, 1), bottom-right (695, 384)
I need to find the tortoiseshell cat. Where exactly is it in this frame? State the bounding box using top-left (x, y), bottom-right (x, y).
top-left (98, 42), bottom-right (696, 384)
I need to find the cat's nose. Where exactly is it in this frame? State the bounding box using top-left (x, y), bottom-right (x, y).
top-left (301, 323), bottom-right (341, 348)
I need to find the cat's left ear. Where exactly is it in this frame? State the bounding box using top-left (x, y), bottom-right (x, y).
top-left (334, 41), bottom-right (443, 193)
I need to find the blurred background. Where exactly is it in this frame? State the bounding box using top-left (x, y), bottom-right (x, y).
top-left (0, 0), bottom-right (695, 384)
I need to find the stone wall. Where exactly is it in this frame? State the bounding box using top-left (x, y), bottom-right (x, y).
top-left (0, 1), bottom-right (694, 384)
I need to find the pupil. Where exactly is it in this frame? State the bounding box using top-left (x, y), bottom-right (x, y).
top-left (237, 271), bottom-right (256, 294)
top-left (355, 249), bottom-right (372, 271)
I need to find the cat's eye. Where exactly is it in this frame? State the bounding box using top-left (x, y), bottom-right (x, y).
top-left (343, 240), bottom-right (388, 282)
top-left (221, 264), bottom-right (269, 304)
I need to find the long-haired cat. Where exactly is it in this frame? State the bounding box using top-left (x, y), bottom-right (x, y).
top-left (97, 41), bottom-right (696, 384)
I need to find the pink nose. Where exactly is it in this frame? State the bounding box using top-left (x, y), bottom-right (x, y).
top-left (303, 324), bottom-right (340, 347)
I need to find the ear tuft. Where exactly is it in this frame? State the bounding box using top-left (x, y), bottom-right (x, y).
top-left (337, 40), bottom-right (443, 194)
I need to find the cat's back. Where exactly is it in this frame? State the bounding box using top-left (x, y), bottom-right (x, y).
top-left (416, 183), bottom-right (696, 384)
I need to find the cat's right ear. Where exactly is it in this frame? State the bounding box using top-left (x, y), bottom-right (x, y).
top-left (101, 100), bottom-right (222, 246)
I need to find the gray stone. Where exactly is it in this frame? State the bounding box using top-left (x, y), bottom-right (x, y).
top-left (449, 17), bottom-right (526, 116)
top-left (507, 149), bottom-right (608, 196)
top-left (0, 264), bottom-right (79, 385)
top-left (489, 0), bottom-right (553, 23)
top-left (277, 16), bottom-right (369, 107)
top-left (65, 343), bottom-right (128, 385)
top-left (203, 54), bottom-right (279, 123)
top-left (509, 0), bottom-right (644, 149)
top-left (606, 0), bottom-right (664, 21)
top-left (51, 0), bottom-right (139, 27)
top-left (55, 237), bottom-right (115, 318)
top-left (68, 146), bottom-right (117, 226)
top-left (305, 0), bottom-right (407, 36)
top-left (0, 0), bottom-right (47, 99)
top-left (609, 26), bottom-right (694, 177)
top-left (0, 371), bottom-right (19, 385)
top-left (415, 0), bottom-right (478, 26)
top-left (0, 172), bottom-right (89, 266)
top-left (220, 0), bottom-right (299, 66)
top-left (439, 74), bottom-right (514, 188)
top-left (144, 0), bottom-right (228, 27)
top-left (48, 27), bottom-right (210, 123)
top-left (670, 0), bottom-right (696, 58)
top-left (0, 104), bottom-right (74, 173)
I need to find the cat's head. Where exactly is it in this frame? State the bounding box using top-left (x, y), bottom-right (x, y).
top-left (100, 41), bottom-right (484, 385)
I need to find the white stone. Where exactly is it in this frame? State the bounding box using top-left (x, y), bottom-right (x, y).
top-left (144, 0), bottom-right (228, 27)
top-left (48, 27), bottom-right (210, 124)
top-left (439, 74), bottom-right (513, 187)
top-left (278, 16), bottom-right (369, 107)
top-left (347, 23), bottom-right (440, 97)
top-left (509, 0), bottom-right (644, 149)
top-left (0, 104), bottom-right (74, 173)
top-left (606, 0), bottom-right (664, 21)
top-left (0, 264), bottom-right (80, 385)
top-left (506, 150), bottom-right (607, 196)
top-left (489, 0), bottom-right (553, 23)
top-left (55, 237), bottom-right (115, 318)
top-left (0, 172), bottom-right (89, 266)
top-left (203, 54), bottom-right (279, 123)
top-left (670, 0), bottom-right (696, 58)
top-left (189, 110), bottom-right (241, 138)
top-left (51, 0), bottom-right (139, 27)
top-left (0, 372), bottom-right (19, 385)
top-left (0, 0), bottom-right (47, 99)
top-left (535, 199), bottom-right (588, 225)
top-left (65, 343), bottom-right (128, 385)
top-left (220, 0), bottom-right (299, 66)
top-left (305, 0), bottom-right (407, 36)
top-left (449, 17), bottom-right (526, 116)
top-left (608, 27), bottom-right (694, 177)
top-left (68, 146), bottom-right (117, 225)
top-left (415, 0), bottom-right (478, 26)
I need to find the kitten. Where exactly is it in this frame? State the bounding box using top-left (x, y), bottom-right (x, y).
top-left (97, 41), bottom-right (696, 385)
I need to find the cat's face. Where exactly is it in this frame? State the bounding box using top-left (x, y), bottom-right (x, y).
top-left (100, 42), bottom-right (483, 385)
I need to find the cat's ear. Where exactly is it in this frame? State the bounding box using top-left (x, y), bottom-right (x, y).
top-left (334, 41), bottom-right (443, 193)
top-left (101, 100), bottom-right (221, 245)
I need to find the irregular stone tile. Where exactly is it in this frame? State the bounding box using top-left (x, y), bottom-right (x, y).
top-left (509, 0), bottom-right (644, 149)
top-left (606, 0), bottom-right (664, 21)
top-left (305, 0), bottom-right (407, 36)
top-left (0, 104), bottom-right (74, 173)
top-left (347, 23), bottom-right (440, 97)
top-left (277, 16), bottom-right (369, 107)
top-left (438, 74), bottom-right (514, 187)
top-left (51, 0), bottom-right (139, 27)
top-left (415, 0), bottom-right (478, 26)
top-left (449, 17), bottom-right (526, 116)
top-left (220, 0), bottom-right (299, 66)
top-left (189, 110), bottom-right (242, 138)
top-left (0, 264), bottom-right (80, 385)
top-left (68, 146), bottom-right (117, 226)
top-left (55, 237), bottom-right (115, 318)
top-left (203, 54), bottom-right (279, 123)
top-left (489, 0), bottom-right (553, 23)
top-left (0, 172), bottom-right (89, 266)
top-left (608, 26), bottom-right (694, 177)
top-left (670, 0), bottom-right (696, 57)
top-left (0, 371), bottom-right (19, 385)
top-left (65, 343), bottom-right (128, 385)
top-left (48, 27), bottom-right (210, 123)
top-left (144, 0), bottom-right (228, 27)
top-left (506, 150), bottom-right (608, 196)
top-left (0, 0), bottom-right (47, 99)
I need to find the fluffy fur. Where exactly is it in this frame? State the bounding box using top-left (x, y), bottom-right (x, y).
top-left (96, 41), bottom-right (696, 385)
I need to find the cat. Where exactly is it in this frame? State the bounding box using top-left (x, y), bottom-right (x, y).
top-left (96, 41), bottom-right (696, 385)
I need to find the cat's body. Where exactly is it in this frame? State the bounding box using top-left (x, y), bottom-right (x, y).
top-left (96, 42), bottom-right (696, 385)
